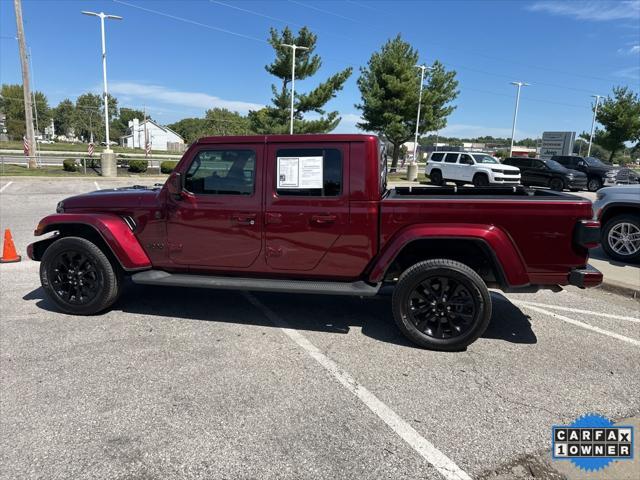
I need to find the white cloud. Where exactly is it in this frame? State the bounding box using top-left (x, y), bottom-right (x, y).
top-left (613, 66), bottom-right (640, 79)
top-left (439, 124), bottom-right (536, 140)
top-left (108, 82), bottom-right (264, 114)
top-left (618, 44), bottom-right (640, 55)
top-left (528, 1), bottom-right (640, 21)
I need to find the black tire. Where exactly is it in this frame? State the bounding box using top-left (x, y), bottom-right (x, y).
top-left (392, 259), bottom-right (492, 351)
top-left (40, 236), bottom-right (122, 315)
top-left (472, 173), bottom-right (489, 187)
top-left (587, 177), bottom-right (602, 192)
top-left (430, 169), bottom-right (443, 186)
top-left (601, 214), bottom-right (640, 262)
top-left (549, 177), bottom-right (565, 191)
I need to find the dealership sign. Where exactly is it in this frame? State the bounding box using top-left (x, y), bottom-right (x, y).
top-left (540, 131), bottom-right (575, 159)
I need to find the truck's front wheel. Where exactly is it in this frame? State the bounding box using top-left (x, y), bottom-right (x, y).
top-left (40, 236), bottom-right (122, 315)
top-left (392, 259), bottom-right (492, 351)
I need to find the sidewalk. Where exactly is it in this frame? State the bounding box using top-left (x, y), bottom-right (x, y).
top-left (589, 249), bottom-right (640, 298)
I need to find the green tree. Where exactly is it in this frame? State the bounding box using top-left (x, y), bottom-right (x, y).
top-left (205, 108), bottom-right (252, 136)
top-left (249, 26), bottom-right (352, 134)
top-left (110, 107), bottom-right (145, 140)
top-left (356, 36), bottom-right (459, 171)
top-left (167, 117), bottom-right (207, 144)
top-left (592, 86), bottom-right (640, 161)
top-left (0, 83), bottom-right (51, 139)
top-left (73, 93), bottom-right (117, 142)
top-left (52, 99), bottom-right (75, 137)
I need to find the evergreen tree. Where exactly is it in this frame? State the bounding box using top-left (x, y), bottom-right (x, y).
top-left (249, 26), bottom-right (352, 134)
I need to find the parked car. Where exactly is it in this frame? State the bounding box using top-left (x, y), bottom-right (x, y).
top-left (502, 157), bottom-right (587, 191)
top-left (28, 134), bottom-right (602, 351)
top-left (551, 155), bottom-right (638, 192)
top-left (426, 151), bottom-right (521, 187)
top-left (592, 185), bottom-right (640, 262)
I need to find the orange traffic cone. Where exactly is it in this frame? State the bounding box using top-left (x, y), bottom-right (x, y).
top-left (0, 229), bottom-right (21, 263)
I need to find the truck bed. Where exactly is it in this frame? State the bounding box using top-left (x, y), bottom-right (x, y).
top-left (387, 185), bottom-right (581, 200)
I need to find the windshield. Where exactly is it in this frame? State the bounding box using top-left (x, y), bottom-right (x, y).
top-left (546, 160), bottom-right (566, 171)
top-left (472, 154), bottom-right (499, 164)
top-left (584, 156), bottom-right (607, 167)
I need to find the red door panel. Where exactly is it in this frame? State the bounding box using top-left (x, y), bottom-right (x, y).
top-left (264, 143), bottom-right (349, 271)
top-left (166, 144), bottom-right (263, 269)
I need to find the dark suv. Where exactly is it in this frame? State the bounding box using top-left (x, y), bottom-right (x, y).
top-left (551, 155), bottom-right (638, 192)
top-left (503, 157), bottom-right (587, 191)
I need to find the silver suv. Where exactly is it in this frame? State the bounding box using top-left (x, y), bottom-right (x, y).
top-left (593, 185), bottom-right (640, 262)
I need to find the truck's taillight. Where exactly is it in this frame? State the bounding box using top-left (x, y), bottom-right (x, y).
top-left (574, 220), bottom-right (600, 249)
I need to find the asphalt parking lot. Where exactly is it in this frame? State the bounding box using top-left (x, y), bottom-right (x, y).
top-left (1, 178), bottom-right (639, 480)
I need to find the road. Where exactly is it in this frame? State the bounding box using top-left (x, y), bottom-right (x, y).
top-left (1, 178), bottom-right (638, 480)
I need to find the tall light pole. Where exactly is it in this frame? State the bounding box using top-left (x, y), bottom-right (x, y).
top-left (82, 11), bottom-right (122, 153)
top-left (587, 94), bottom-right (602, 157)
top-left (412, 64), bottom-right (432, 165)
top-left (509, 81), bottom-right (529, 156)
top-left (280, 43), bottom-right (308, 134)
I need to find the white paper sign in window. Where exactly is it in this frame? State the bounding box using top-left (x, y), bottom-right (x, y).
top-left (277, 156), bottom-right (323, 189)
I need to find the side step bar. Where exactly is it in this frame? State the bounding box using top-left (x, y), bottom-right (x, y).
top-left (131, 270), bottom-right (381, 297)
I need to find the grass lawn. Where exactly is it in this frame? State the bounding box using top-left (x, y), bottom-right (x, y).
top-left (0, 140), bottom-right (180, 157)
top-left (0, 164), bottom-right (168, 177)
top-left (387, 171), bottom-right (430, 183)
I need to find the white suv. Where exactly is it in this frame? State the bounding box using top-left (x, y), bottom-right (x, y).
top-left (426, 151), bottom-right (521, 187)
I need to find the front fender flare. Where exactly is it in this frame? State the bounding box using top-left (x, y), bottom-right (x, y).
top-left (368, 223), bottom-right (530, 287)
top-left (30, 213), bottom-right (152, 271)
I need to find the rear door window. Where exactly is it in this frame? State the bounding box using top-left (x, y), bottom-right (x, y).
top-left (275, 148), bottom-right (342, 197)
top-left (444, 153), bottom-right (459, 163)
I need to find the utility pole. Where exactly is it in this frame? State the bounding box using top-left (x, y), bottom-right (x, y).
top-left (509, 81), bottom-right (529, 157)
top-left (280, 43), bottom-right (309, 134)
top-left (412, 64), bottom-right (431, 165)
top-left (14, 0), bottom-right (37, 168)
top-left (82, 10), bottom-right (122, 176)
top-left (587, 94), bottom-right (602, 157)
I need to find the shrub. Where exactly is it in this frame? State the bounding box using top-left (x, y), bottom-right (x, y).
top-left (128, 159), bottom-right (148, 173)
top-left (63, 158), bottom-right (78, 172)
top-left (160, 161), bottom-right (178, 174)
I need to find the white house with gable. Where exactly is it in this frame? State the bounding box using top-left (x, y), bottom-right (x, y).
top-left (120, 118), bottom-right (184, 152)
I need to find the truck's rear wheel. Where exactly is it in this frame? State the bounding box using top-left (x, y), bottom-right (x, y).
top-left (392, 259), bottom-right (492, 351)
top-left (40, 236), bottom-right (122, 315)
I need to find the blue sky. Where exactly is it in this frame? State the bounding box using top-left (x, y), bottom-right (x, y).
top-left (1, 0), bottom-right (639, 139)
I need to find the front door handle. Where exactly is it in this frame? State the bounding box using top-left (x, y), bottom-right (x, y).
top-left (311, 214), bottom-right (337, 225)
top-left (232, 214), bottom-right (257, 225)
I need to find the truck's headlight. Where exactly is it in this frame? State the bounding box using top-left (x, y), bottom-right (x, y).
top-left (56, 201), bottom-right (65, 213)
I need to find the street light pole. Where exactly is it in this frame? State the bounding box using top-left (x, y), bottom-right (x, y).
top-left (587, 94), bottom-right (602, 157)
top-left (82, 10), bottom-right (122, 153)
top-left (509, 81), bottom-right (529, 156)
top-left (280, 43), bottom-right (309, 134)
top-left (412, 64), bottom-right (431, 165)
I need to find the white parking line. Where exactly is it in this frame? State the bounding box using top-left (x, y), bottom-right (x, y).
top-left (516, 302), bottom-right (640, 347)
top-left (243, 292), bottom-right (472, 480)
top-left (512, 300), bottom-right (640, 323)
top-left (93, 181), bottom-right (101, 191)
top-left (0, 181), bottom-right (13, 193)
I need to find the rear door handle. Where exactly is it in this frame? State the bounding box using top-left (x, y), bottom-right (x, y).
top-left (311, 214), bottom-right (337, 225)
top-left (232, 214), bottom-right (257, 225)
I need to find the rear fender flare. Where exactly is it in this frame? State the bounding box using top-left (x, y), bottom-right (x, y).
top-left (29, 213), bottom-right (151, 271)
top-left (368, 224), bottom-right (529, 287)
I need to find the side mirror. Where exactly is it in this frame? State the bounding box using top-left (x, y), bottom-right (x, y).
top-left (167, 172), bottom-right (183, 197)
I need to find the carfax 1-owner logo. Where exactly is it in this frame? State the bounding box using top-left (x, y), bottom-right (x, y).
top-left (552, 414), bottom-right (634, 472)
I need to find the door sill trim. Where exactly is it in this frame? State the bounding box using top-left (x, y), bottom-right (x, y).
top-left (131, 270), bottom-right (380, 296)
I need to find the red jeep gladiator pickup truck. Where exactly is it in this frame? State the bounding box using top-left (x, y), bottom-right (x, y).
top-left (28, 134), bottom-right (602, 350)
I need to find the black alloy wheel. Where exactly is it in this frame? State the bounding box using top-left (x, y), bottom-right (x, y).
top-left (430, 170), bottom-right (443, 186)
top-left (587, 177), bottom-right (602, 192)
top-left (550, 177), bottom-right (565, 191)
top-left (41, 237), bottom-right (122, 315)
top-left (392, 259), bottom-right (492, 351)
